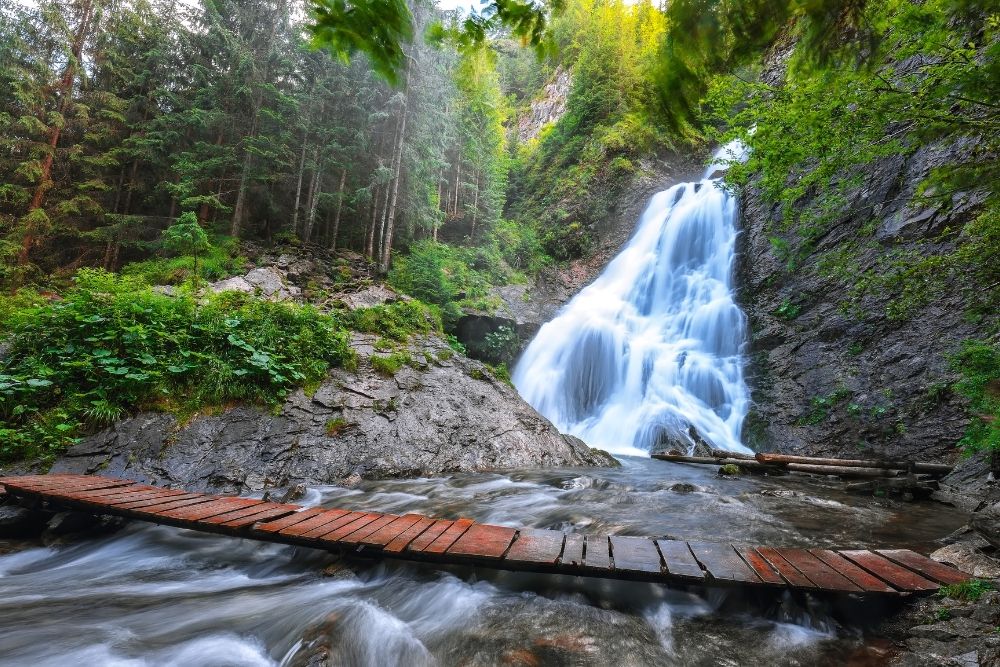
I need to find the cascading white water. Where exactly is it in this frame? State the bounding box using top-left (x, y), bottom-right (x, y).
top-left (513, 143), bottom-right (752, 457)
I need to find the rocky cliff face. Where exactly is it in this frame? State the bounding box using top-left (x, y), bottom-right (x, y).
top-left (52, 332), bottom-right (615, 494)
top-left (737, 138), bottom-right (987, 463)
top-left (516, 67), bottom-right (571, 144)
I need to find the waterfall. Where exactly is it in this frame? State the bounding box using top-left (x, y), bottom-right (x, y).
top-left (513, 143), bottom-right (752, 457)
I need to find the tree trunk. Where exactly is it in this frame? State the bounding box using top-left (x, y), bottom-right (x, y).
top-left (469, 170), bottom-right (480, 241)
top-left (291, 133), bottom-right (308, 234)
top-left (198, 130), bottom-right (225, 224)
top-left (20, 0), bottom-right (95, 265)
top-left (303, 151), bottom-right (322, 243)
top-left (379, 58), bottom-right (412, 273)
top-left (329, 168), bottom-right (346, 250)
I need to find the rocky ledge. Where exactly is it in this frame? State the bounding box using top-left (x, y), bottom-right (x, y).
top-left (51, 332), bottom-right (616, 494)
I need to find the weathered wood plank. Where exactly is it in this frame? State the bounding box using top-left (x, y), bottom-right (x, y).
top-left (776, 548), bottom-right (862, 592)
top-left (56, 484), bottom-right (161, 500)
top-left (733, 545), bottom-right (784, 586)
top-left (158, 498), bottom-right (262, 521)
top-left (610, 536), bottom-right (662, 574)
top-left (300, 511), bottom-right (368, 539)
top-left (253, 507), bottom-right (328, 533)
top-left (406, 520), bottom-right (455, 552)
top-left (384, 516), bottom-right (437, 553)
top-left (876, 549), bottom-right (970, 585)
top-left (561, 534), bottom-right (585, 566)
top-left (361, 514), bottom-right (425, 547)
top-left (809, 549), bottom-right (897, 593)
top-left (120, 495), bottom-right (215, 512)
top-left (277, 509), bottom-right (352, 538)
top-left (755, 546), bottom-right (815, 588)
top-left (689, 542), bottom-right (761, 583)
top-left (67, 488), bottom-right (181, 505)
top-left (338, 514), bottom-right (401, 544)
top-left (319, 512), bottom-right (385, 542)
top-left (506, 529), bottom-right (565, 565)
top-left (447, 523), bottom-right (517, 559)
top-left (423, 518), bottom-right (475, 554)
top-left (656, 540), bottom-right (706, 580)
top-left (839, 550), bottom-right (939, 591)
top-left (584, 535), bottom-right (611, 571)
top-left (202, 503), bottom-right (298, 528)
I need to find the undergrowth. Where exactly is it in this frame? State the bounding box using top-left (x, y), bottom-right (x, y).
top-left (0, 269), bottom-right (353, 463)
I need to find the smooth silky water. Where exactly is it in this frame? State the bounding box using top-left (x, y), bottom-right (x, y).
top-left (0, 148), bottom-right (966, 665)
top-left (0, 460), bottom-right (967, 666)
top-left (514, 143), bottom-right (753, 456)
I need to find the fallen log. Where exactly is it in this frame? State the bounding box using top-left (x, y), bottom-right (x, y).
top-left (710, 449), bottom-right (757, 461)
top-left (785, 463), bottom-right (900, 478)
top-left (651, 453), bottom-right (781, 472)
top-left (755, 453), bottom-right (952, 475)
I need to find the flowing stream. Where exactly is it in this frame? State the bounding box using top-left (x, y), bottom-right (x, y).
top-left (514, 144), bottom-right (751, 456)
top-left (0, 459), bottom-right (966, 666)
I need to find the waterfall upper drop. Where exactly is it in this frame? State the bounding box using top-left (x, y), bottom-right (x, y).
top-left (513, 144), bottom-right (752, 457)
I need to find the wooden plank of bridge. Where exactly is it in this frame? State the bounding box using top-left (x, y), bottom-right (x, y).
top-left (319, 512), bottom-right (384, 542)
top-left (158, 497), bottom-right (262, 521)
top-left (360, 514), bottom-right (426, 548)
top-left (505, 529), bottom-right (565, 566)
top-left (656, 540), bottom-right (706, 580)
top-left (733, 545), bottom-right (784, 586)
top-left (561, 534), bottom-right (585, 567)
top-left (610, 536), bottom-right (662, 574)
top-left (775, 548), bottom-right (862, 592)
top-left (0, 474), bottom-right (972, 596)
top-left (384, 516), bottom-right (437, 553)
top-left (840, 550), bottom-right (940, 591)
top-left (877, 549), bottom-right (971, 585)
top-left (689, 542), bottom-right (761, 583)
top-left (253, 507), bottom-right (328, 533)
top-left (405, 519), bottom-right (455, 552)
top-left (119, 495), bottom-right (215, 512)
top-left (273, 509), bottom-right (349, 538)
top-left (339, 514), bottom-right (401, 545)
top-left (755, 546), bottom-right (816, 588)
top-left (423, 518), bottom-right (475, 554)
top-left (809, 549), bottom-right (896, 593)
top-left (447, 523), bottom-right (517, 559)
top-left (584, 535), bottom-right (611, 571)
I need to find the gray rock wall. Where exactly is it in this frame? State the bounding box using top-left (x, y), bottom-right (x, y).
top-left (52, 333), bottom-right (615, 494)
top-left (737, 139), bottom-right (989, 462)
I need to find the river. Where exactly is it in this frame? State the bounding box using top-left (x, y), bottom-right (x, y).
top-left (0, 458), bottom-right (965, 666)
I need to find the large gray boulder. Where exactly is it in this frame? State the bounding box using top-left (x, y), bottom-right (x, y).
top-left (52, 333), bottom-right (616, 494)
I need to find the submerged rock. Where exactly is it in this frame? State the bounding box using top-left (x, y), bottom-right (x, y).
top-left (0, 504), bottom-right (46, 538)
top-left (51, 333), bottom-right (617, 494)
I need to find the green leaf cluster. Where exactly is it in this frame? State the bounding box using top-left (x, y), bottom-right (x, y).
top-left (950, 340), bottom-right (1000, 454)
top-left (0, 269), bottom-right (353, 463)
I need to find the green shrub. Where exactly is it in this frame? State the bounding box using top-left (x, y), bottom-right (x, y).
top-left (345, 300), bottom-right (441, 341)
top-left (122, 234), bottom-right (246, 285)
top-left (951, 340), bottom-right (1000, 453)
top-left (774, 298), bottom-right (802, 321)
top-left (939, 580), bottom-right (994, 602)
top-left (370, 352), bottom-right (411, 376)
top-left (0, 269), bottom-right (353, 463)
top-left (542, 221), bottom-right (592, 262)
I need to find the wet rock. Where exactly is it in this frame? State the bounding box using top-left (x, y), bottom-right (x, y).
top-left (738, 131), bottom-right (990, 465)
top-left (931, 538), bottom-right (1000, 579)
top-left (209, 266), bottom-right (300, 301)
top-left (43, 511), bottom-right (100, 537)
top-left (909, 618), bottom-right (995, 642)
top-left (972, 502), bottom-right (1000, 551)
top-left (0, 504), bottom-right (47, 537)
top-left (52, 332), bottom-right (617, 494)
top-left (669, 483), bottom-right (697, 493)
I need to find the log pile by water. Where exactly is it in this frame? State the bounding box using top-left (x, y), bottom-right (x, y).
top-left (651, 449), bottom-right (953, 497)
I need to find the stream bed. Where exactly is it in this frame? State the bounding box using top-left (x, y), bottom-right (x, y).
top-left (0, 457), bottom-right (967, 666)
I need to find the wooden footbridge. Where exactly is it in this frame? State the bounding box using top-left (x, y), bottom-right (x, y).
top-left (0, 474), bottom-right (970, 597)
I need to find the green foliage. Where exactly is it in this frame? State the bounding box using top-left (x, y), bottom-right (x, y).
top-left (345, 299), bottom-right (441, 341)
top-left (0, 269), bottom-right (352, 463)
top-left (309, 0), bottom-right (414, 85)
top-left (939, 580), bottom-right (994, 602)
top-left (121, 235), bottom-right (246, 285)
top-left (324, 417), bottom-right (351, 436)
top-left (797, 387), bottom-right (853, 426)
top-left (370, 351), bottom-right (412, 375)
top-left (774, 298), bottom-right (802, 321)
top-left (950, 340), bottom-right (1000, 453)
top-left (160, 212), bottom-right (211, 283)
